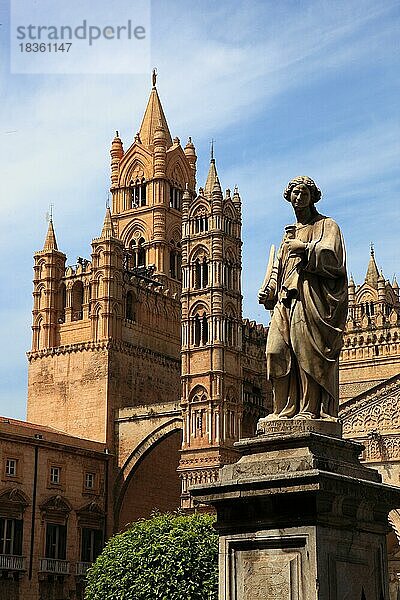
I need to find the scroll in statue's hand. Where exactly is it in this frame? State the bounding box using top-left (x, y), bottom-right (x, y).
top-left (258, 289), bottom-right (269, 305)
top-left (285, 238), bottom-right (307, 256)
top-left (258, 287), bottom-right (276, 309)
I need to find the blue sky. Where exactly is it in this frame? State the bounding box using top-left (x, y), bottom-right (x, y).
top-left (0, 0), bottom-right (399, 419)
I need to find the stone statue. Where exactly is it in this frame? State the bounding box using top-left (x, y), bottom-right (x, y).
top-left (258, 176), bottom-right (348, 420)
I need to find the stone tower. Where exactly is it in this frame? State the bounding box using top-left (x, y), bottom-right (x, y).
top-left (109, 80), bottom-right (196, 295)
top-left (27, 77), bottom-right (197, 526)
top-left (178, 155), bottom-right (244, 508)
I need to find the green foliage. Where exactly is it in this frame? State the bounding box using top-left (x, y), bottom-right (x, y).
top-left (84, 512), bottom-right (218, 600)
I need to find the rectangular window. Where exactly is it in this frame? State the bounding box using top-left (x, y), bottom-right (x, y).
top-left (5, 458), bottom-right (17, 477)
top-left (50, 466), bottom-right (60, 484)
top-left (45, 523), bottom-right (66, 560)
top-left (81, 528), bottom-right (103, 563)
top-left (85, 472), bottom-right (95, 490)
top-left (0, 518), bottom-right (23, 555)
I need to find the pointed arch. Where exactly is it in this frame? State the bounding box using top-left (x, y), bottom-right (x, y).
top-left (121, 219), bottom-right (151, 249)
top-left (118, 144), bottom-right (152, 187)
top-left (189, 385), bottom-right (209, 403)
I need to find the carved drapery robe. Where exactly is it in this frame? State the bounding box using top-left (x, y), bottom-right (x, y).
top-left (267, 214), bottom-right (348, 418)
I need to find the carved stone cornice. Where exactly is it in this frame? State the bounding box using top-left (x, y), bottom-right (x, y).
top-left (27, 338), bottom-right (181, 369)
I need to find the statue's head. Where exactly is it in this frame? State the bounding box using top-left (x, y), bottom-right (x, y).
top-left (283, 176), bottom-right (322, 205)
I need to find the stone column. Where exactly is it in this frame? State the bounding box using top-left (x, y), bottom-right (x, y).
top-left (190, 421), bottom-right (400, 600)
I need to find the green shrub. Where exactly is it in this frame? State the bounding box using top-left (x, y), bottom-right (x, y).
top-left (84, 512), bottom-right (218, 600)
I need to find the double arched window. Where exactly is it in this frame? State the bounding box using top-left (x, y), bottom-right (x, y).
top-left (130, 178), bottom-right (147, 208)
top-left (194, 258), bottom-right (208, 289)
top-left (193, 313), bottom-right (208, 346)
top-left (129, 237), bottom-right (146, 269)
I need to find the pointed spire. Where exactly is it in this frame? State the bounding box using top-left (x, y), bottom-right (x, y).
top-left (138, 74), bottom-right (172, 148)
top-left (204, 155), bottom-right (218, 199)
top-left (365, 243), bottom-right (380, 288)
top-left (392, 275), bottom-right (399, 290)
top-left (43, 219), bottom-right (58, 251)
top-left (100, 207), bottom-right (116, 239)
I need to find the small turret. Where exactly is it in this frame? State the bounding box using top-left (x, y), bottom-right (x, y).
top-left (182, 183), bottom-right (190, 215)
top-left (184, 137), bottom-right (197, 186)
top-left (378, 269), bottom-right (386, 301)
top-left (32, 218), bottom-right (66, 351)
top-left (393, 275), bottom-right (399, 300)
top-left (232, 185), bottom-right (241, 214)
top-left (110, 131), bottom-right (124, 186)
top-left (212, 176), bottom-right (223, 214)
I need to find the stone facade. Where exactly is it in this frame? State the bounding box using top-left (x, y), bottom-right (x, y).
top-left (0, 417), bottom-right (107, 600)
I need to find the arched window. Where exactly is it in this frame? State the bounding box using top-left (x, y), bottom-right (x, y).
top-left (193, 313), bottom-right (208, 346)
top-left (169, 186), bottom-right (182, 210)
top-left (194, 257), bottom-right (208, 289)
top-left (35, 318), bottom-right (43, 350)
top-left (224, 261), bottom-right (235, 289)
top-left (125, 291), bottom-right (135, 322)
top-left (130, 178), bottom-right (147, 208)
top-left (137, 237), bottom-right (146, 267)
top-left (71, 281), bottom-right (84, 321)
top-left (169, 241), bottom-right (182, 280)
top-left (59, 283), bottom-right (66, 323)
top-left (224, 217), bottom-right (233, 235)
top-left (129, 237), bottom-right (147, 269)
top-left (194, 315), bottom-right (201, 346)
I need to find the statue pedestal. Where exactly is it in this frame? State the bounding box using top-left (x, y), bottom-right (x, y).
top-left (190, 425), bottom-right (400, 600)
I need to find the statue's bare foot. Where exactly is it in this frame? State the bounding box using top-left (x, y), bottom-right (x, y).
top-left (293, 412), bottom-right (315, 420)
top-left (261, 413), bottom-right (280, 421)
top-left (319, 412), bottom-right (339, 422)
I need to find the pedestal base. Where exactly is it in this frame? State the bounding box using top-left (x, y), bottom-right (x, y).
top-left (190, 431), bottom-right (400, 600)
top-left (256, 415), bottom-right (342, 438)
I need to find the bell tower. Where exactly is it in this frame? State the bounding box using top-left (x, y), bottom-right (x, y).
top-left (178, 156), bottom-right (244, 509)
top-left (108, 71), bottom-right (196, 295)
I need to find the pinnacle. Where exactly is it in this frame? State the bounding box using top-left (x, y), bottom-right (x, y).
top-left (43, 219), bottom-right (58, 251)
top-left (365, 245), bottom-right (380, 288)
top-left (100, 207), bottom-right (116, 239)
top-left (204, 159), bottom-right (218, 199)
